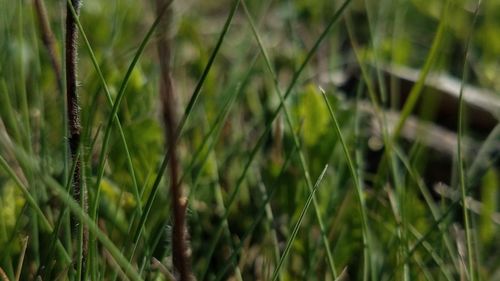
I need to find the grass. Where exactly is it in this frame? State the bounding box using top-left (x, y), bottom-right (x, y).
top-left (0, 0), bottom-right (499, 280)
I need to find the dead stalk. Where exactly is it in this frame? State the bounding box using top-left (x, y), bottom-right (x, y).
top-left (155, 0), bottom-right (193, 280)
top-left (33, 0), bottom-right (63, 95)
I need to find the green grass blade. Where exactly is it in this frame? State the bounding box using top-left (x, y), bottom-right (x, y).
top-left (393, 146), bottom-right (460, 271)
top-left (202, 2), bottom-right (351, 277)
top-left (457, 1), bottom-right (482, 280)
top-left (391, 0), bottom-right (449, 139)
top-left (213, 145), bottom-right (297, 280)
top-left (0, 154), bottom-right (71, 263)
top-left (320, 88), bottom-right (373, 275)
top-left (129, 0), bottom-right (241, 251)
top-left (179, 0), bottom-right (241, 129)
top-left (271, 165), bottom-right (329, 281)
top-left (182, 54), bottom-right (258, 198)
top-left (241, 1), bottom-right (352, 276)
top-left (0, 80), bottom-right (21, 143)
top-left (42, 176), bottom-right (143, 281)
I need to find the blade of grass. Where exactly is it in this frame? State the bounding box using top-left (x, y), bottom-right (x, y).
top-left (386, 172), bottom-right (485, 280)
top-left (391, 0), bottom-right (450, 139)
top-left (369, 209), bottom-right (454, 281)
top-left (0, 154), bottom-right (71, 264)
top-left (393, 146), bottom-right (460, 272)
top-left (213, 145), bottom-right (298, 280)
top-left (16, 1), bottom-right (32, 155)
top-left (178, 0), bottom-right (241, 130)
top-left (408, 226), bottom-right (454, 281)
top-left (457, 1), bottom-right (482, 280)
top-left (0, 81), bottom-right (22, 144)
top-left (182, 54), bottom-right (258, 195)
top-left (0, 204), bottom-right (29, 281)
top-left (185, 57), bottom-right (259, 281)
top-left (241, 1), bottom-right (342, 277)
top-left (271, 165), bottom-right (329, 281)
top-left (129, 0), bottom-right (241, 255)
top-left (41, 176), bottom-right (144, 281)
top-left (362, 1), bottom-right (411, 276)
top-left (184, 66), bottom-right (257, 281)
top-left (257, 178), bottom-right (281, 270)
top-left (203, 2), bottom-right (352, 277)
top-left (36, 146), bottom-right (81, 280)
top-left (14, 236), bottom-right (28, 281)
top-left (66, 1), bottom-right (171, 277)
top-left (320, 87), bottom-right (373, 277)
top-left (343, 11), bottom-right (415, 278)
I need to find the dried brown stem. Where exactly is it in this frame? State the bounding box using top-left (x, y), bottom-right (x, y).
top-left (65, 0), bottom-right (88, 277)
top-left (33, 0), bottom-right (63, 95)
top-left (155, 0), bottom-right (193, 280)
top-left (0, 267), bottom-right (9, 281)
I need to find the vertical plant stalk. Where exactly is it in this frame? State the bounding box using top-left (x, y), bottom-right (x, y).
top-left (458, 1), bottom-right (482, 280)
top-left (65, 0), bottom-right (88, 278)
top-left (33, 0), bottom-right (63, 95)
top-left (155, 0), bottom-right (193, 280)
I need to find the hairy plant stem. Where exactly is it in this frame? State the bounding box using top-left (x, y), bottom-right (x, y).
top-left (65, 0), bottom-right (88, 278)
top-left (155, 0), bottom-right (193, 280)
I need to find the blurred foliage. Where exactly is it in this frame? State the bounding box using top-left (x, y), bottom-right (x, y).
top-left (0, 0), bottom-right (499, 280)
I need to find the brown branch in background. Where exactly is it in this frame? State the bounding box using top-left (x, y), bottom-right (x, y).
top-left (65, 0), bottom-right (88, 277)
top-left (33, 0), bottom-right (63, 95)
top-left (154, 0), bottom-right (193, 280)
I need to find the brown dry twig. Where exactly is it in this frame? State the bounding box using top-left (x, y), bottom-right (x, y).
top-left (154, 0), bottom-right (193, 280)
top-left (0, 267), bottom-right (9, 281)
top-left (33, 0), bottom-right (63, 95)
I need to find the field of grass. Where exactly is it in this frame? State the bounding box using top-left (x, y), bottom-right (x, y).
top-left (0, 0), bottom-right (499, 280)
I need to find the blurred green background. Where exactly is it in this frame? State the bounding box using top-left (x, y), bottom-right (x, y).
top-left (0, 0), bottom-right (499, 280)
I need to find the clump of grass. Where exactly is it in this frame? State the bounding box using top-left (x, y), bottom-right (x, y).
top-left (1, 0), bottom-right (499, 280)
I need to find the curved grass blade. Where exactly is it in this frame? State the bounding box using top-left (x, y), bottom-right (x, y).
top-left (179, 0), bottom-right (241, 130)
top-left (271, 165), bottom-right (329, 281)
top-left (320, 88), bottom-right (373, 277)
top-left (241, 1), bottom-right (343, 276)
top-left (202, 2), bottom-right (352, 277)
top-left (129, 0), bottom-right (242, 254)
